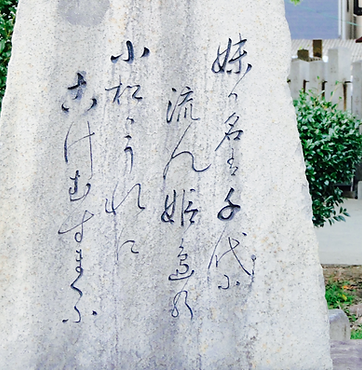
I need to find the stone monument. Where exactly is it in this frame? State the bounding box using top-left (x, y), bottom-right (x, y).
top-left (0, 0), bottom-right (333, 368)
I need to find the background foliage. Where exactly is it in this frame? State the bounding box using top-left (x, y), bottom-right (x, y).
top-left (325, 279), bottom-right (355, 310)
top-left (0, 0), bottom-right (17, 109)
top-left (295, 90), bottom-right (362, 227)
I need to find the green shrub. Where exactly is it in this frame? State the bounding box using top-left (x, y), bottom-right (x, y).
top-left (294, 90), bottom-right (362, 227)
top-left (325, 279), bottom-right (355, 309)
top-left (351, 328), bottom-right (362, 339)
top-left (0, 0), bottom-right (17, 109)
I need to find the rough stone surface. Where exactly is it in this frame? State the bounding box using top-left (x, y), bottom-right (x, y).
top-left (0, 1), bottom-right (332, 369)
top-left (329, 309), bottom-right (351, 341)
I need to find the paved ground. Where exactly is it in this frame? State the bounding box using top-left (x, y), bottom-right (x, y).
top-left (316, 199), bottom-right (362, 265)
top-left (331, 340), bottom-right (362, 370)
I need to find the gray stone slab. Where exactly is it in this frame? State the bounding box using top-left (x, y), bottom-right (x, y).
top-left (331, 340), bottom-right (362, 370)
top-left (0, 0), bottom-right (332, 369)
top-left (329, 309), bottom-right (351, 341)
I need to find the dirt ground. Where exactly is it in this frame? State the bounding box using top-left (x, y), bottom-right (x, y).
top-left (322, 265), bottom-right (362, 303)
top-left (323, 265), bottom-right (362, 330)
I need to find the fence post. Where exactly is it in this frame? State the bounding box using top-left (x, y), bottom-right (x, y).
top-left (326, 47), bottom-right (352, 110)
top-left (289, 59), bottom-right (309, 100)
top-left (308, 60), bottom-right (325, 95)
top-left (352, 61), bottom-right (362, 120)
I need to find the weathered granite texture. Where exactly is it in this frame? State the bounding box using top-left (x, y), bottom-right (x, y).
top-left (0, 0), bottom-right (332, 369)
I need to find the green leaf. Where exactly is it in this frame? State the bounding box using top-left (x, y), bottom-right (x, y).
top-left (0, 39), bottom-right (5, 54)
